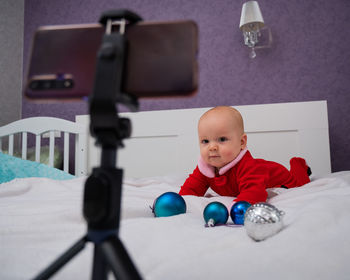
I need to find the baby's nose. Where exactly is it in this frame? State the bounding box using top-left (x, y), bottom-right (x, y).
top-left (209, 143), bottom-right (218, 150)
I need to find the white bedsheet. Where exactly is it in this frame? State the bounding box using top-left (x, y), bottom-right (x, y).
top-left (1, 172), bottom-right (350, 280)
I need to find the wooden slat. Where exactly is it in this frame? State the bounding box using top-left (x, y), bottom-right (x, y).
top-left (22, 132), bottom-right (27, 160)
top-left (49, 131), bottom-right (55, 167)
top-left (9, 134), bottom-right (14, 156)
top-left (35, 135), bottom-right (41, 162)
top-left (63, 132), bottom-right (69, 173)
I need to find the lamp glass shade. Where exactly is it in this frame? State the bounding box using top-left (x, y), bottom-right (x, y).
top-left (239, 1), bottom-right (264, 32)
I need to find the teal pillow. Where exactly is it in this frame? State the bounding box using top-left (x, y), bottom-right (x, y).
top-left (9, 145), bottom-right (63, 168)
top-left (0, 152), bottom-right (74, 184)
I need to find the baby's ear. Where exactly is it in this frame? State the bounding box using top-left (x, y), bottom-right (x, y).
top-left (241, 134), bottom-right (247, 149)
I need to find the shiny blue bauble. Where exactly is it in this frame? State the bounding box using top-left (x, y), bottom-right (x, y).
top-left (203, 202), bottom-right (229, 226)
top-left (153, 192), bottom-right (186, 217)
top-left (230, 201), bottom-right (251, 225)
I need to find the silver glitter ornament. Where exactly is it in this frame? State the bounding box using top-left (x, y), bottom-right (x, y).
top-left (244, 202), bottom-right (285, 241)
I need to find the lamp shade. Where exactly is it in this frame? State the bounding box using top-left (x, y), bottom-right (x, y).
top-left (239, 1), bottom-right (264, 32)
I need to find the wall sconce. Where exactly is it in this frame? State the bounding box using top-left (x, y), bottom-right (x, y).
top-left (239, 1), bottom-right (271, 58)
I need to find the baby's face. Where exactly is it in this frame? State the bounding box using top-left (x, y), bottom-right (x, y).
top-left (198, 107), bottom-right (246, 170)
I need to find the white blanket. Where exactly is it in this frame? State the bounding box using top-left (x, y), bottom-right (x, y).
top-left (1, 172), bottom-right (350, 280)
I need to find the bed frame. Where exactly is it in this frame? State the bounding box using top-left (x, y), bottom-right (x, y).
top-left (76, 100), bottom-right (331, 178)
top-left (0, 117), bottom-right (87, 176)
top-left (1, 101), bottom-right (344, 280)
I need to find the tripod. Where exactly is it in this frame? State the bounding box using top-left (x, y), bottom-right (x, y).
top-left (33, 10), bottom-right (143, 280)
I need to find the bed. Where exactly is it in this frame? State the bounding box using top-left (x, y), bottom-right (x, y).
top-left (1, 100), bottom-right (350, 280)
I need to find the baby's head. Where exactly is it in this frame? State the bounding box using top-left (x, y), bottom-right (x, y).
top-left (198, 106), bottom-right (247, 170)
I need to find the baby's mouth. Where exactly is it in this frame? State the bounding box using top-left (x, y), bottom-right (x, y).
top-left (209, 155), bottom-right (220, 159)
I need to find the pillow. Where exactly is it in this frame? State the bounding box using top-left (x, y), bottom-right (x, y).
top-left (0, 152), bottom-right (74, 184)
top-left (10, 145), bottom-right (63, 169)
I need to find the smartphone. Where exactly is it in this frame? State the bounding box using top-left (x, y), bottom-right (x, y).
top-left (24, 20), bottom-right (198, 100)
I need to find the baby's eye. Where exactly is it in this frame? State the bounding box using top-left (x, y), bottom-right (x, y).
top-left (201, 139), bottom-right (209, 144)
top-left (218, 137), bottom-right (228, 142)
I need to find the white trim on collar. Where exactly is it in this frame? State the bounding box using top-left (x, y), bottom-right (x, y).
top-left (198, 148), bottom-right (248, 178)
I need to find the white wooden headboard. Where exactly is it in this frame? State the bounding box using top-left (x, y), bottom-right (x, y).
top-left (76, 101), bottom-right (331, 178)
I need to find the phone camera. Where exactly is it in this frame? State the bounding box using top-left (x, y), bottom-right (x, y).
top-left (42, 80), bottom-right (52, 89)
top-left (55, 79), bottom-right (74, 89)
top-left (29, 78), bottom-right (74, 90)
top-left (29, 81), bottom-right (39, 90)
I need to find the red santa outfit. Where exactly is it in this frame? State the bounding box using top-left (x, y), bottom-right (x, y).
top-left (179, 149), bottom-right (311, 204)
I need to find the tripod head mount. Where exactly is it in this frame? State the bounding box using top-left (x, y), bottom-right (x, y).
top-left (99, 9), bottom-right (142, 26)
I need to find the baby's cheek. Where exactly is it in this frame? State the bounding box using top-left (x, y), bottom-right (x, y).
top-left (222, 149), bottom-right (239, 160)
top-left (200, 150), bottom-right (208, 161)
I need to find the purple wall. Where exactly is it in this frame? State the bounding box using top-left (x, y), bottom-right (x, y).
top-left (23, 0), bottom-right (350, 172)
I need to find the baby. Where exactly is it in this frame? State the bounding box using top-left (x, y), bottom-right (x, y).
top-left (179, 106), bottom-right (311, 205)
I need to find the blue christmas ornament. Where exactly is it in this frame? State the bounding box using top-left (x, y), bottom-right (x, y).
top-left (152, 192), bottom-right (186, 217)
top-left (203, 202), bottom-right (229, 227)
top-left (230, 201), bottom-right (251, 225)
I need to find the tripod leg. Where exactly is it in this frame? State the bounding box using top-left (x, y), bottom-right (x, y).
top-left (92, 245), bottom-right (109, 280)
top-left (32, 236), bottom-right (87, 280)
top-left (101, 235), bottom-right (142, 280)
